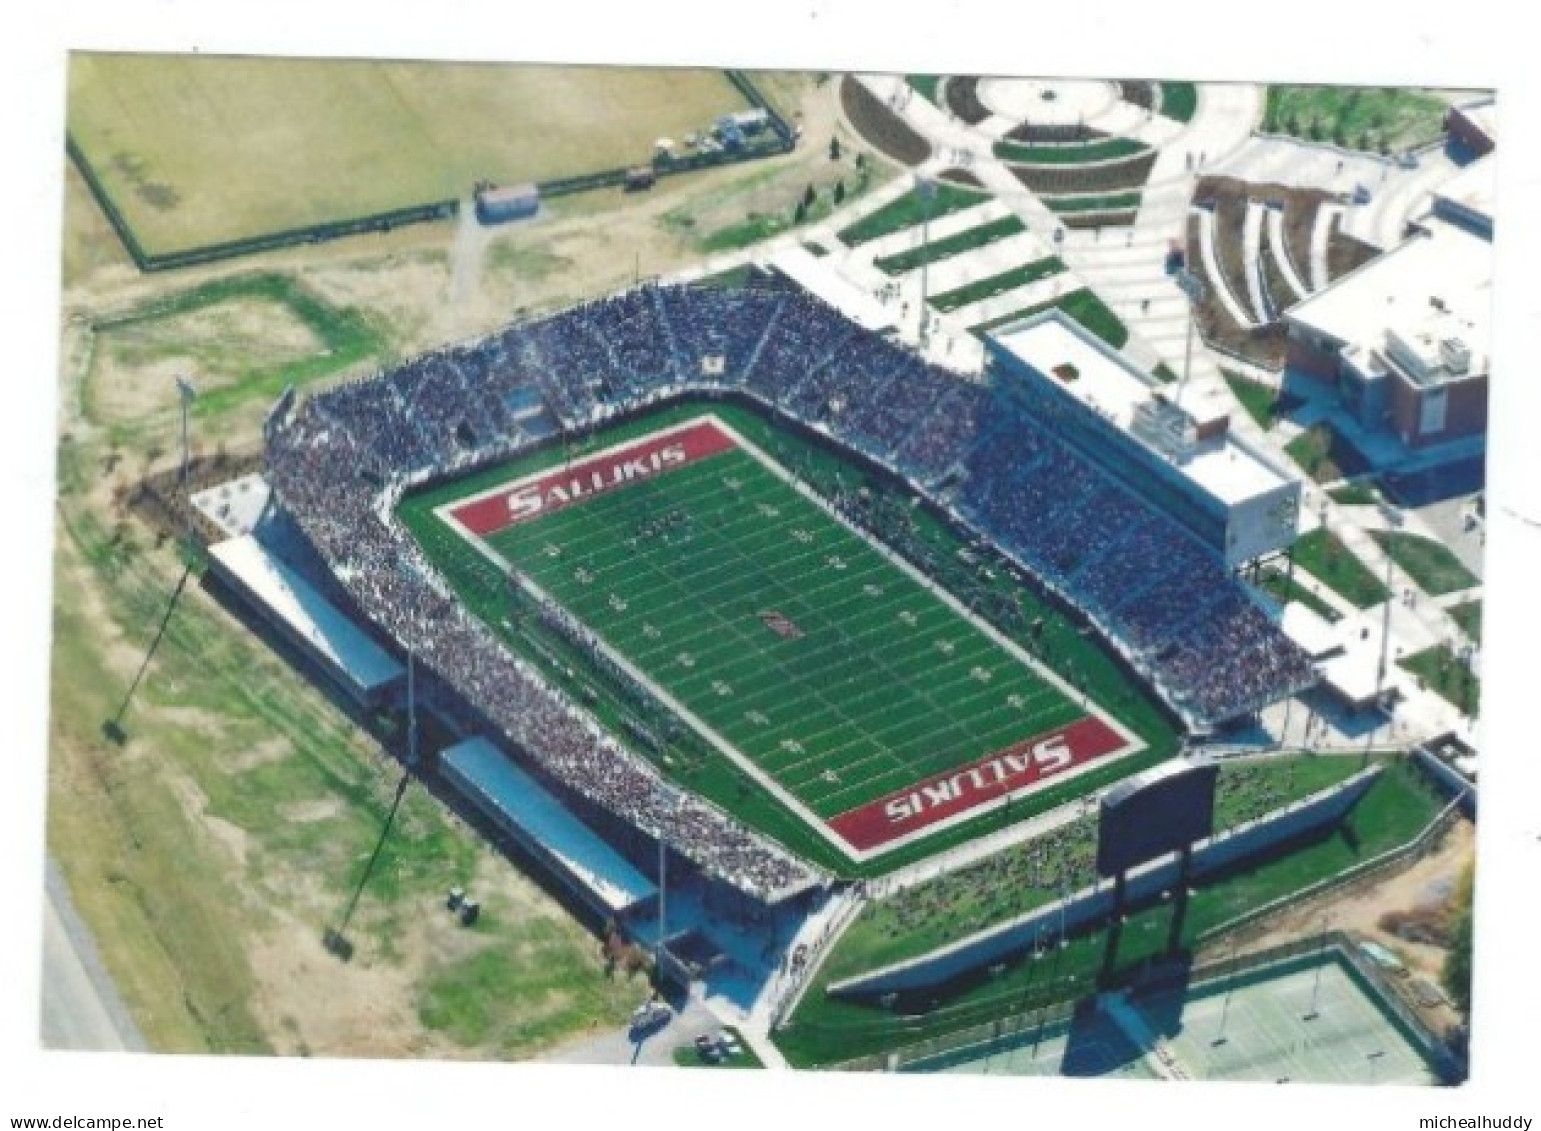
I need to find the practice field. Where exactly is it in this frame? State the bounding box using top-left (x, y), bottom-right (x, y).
top-left (67, 53), bottom-right (749, 254)
top-left (427, 413), bottom-right (1144, 861)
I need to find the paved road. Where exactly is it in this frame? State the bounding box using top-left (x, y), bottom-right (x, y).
top-left (540, 994), bottom-right (725, 1068)
top-left (40, 858), bottom-right (147, 1053)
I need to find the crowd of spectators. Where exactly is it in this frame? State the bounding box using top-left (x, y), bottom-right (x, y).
top-left (265, 279), bottom-right (1315, 899)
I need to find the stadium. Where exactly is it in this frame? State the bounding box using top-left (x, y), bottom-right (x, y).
top-left (253, 272), bottom-right (1319, 925)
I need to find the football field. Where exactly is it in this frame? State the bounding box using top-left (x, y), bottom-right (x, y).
top-left (431, 412), bottom-right (1144, 860)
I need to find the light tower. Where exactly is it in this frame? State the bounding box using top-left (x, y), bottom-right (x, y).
top-left (916, 175), bottom-right (937, 348)
top-left (1172, 268), bottom-right (1206, 412)
top-left (175, 375), bottom-right (198, 486)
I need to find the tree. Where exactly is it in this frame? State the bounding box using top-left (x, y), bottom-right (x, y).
top-left (854, 152), bottom-right (866, 172)
top-left (1441, 861), bottom-right (1474, 1015)
top-left (829, 136), bottom-right (842, 161)
top-left (802, 183), bottom-right (816, 209)
top-left (793, 200), bottom-right (808, 225)
top-left (833, 179), bottom-right (846, 205)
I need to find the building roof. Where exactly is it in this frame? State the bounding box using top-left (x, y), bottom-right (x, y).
top-left (1286, 220), bottom-right (1492, 389)
top-left (989, 311), bottom-right (1289, 504)
top-left (208, 534), bottom-right (404, 695)
top-left (1280, 602), bottom-right (1341, 660)
top-left (440, 738), bottom-right (658, 915)
top-left (767, 246), bottom-right (898, 334)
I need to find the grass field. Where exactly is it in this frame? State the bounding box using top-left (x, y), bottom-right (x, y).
top-left (1399, 646), bottom-right (1480, 715)
top-left (971, 288), bottom-right (1128, 349)
top-left (1449, 599), bottom-right (1482, 644)
top-left (400, 401), bottom-right (1174, 874)
top-left (775, 757), bottom-right (1446, 1066)
top-left (1371, 531), bottom-right (1480, 596)
top-left (408, 410), bottom-right (1141, 862)
top-left (1286, 423), bottom-right (1373, 483)
top-left (929, 257), bottom-right (1066, 312)
top-left (1292, 528), bottom-right (1392, 608)
top-left (1045, 193), bottom-right (1143, 215)
top-left (873, 214), bottom-right (1026, 276)
top-left (68, 54), bottom-right (750, 254)
top-left (1222, 370), bottom-right (1303, 431)
top-left (1262, 85), bottom-right (1449, 151)
top-left (1254, 566), bottom-right (1344, 623)
top-left (992, 138), bottom-right (1148, 165)
top-left (838, 182), bottom-right (991, 246)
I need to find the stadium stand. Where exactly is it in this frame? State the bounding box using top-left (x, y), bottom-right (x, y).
top-left (266, 281), bottom-right (1315, 893)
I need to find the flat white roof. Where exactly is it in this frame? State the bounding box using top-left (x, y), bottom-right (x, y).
top-left (191, 474), bottom-right (272, 539)
top-left (1183, 441), bottom-right (1289, 505)
top-left (768, 245), bottom-right (898, 334)
top-left (440, 738), bottom-right (657, 914)
top-left (992, 312), bottom-right (1287, 506)
top-left (1280, 603), bottom-right (1340, 660)
top-left (1321, 648), bottom-right (1383, 704)
top-left (209, 534), bottom-right (403, 693)
top-left (1287, 220), bottom-right (1492, 379)
top-left (993, 315), bottom-right (1148, 429)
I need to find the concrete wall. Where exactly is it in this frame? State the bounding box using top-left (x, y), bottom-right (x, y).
top-left (827, 767), bottom-right (1382, 1000)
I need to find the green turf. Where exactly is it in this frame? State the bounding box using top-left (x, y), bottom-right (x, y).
top-left (1399, 645), bottom-right (1480, 715)
top-left (1370, 531), bottom-right (1480, 596)
top-left (873, 214), bottom-right (1027, 276)
top-left (774, 757), bottom-right (1444, 1066)
top-left (469, 427), bottom-right (1088, 825)
top-left (971, 288), bottom-right (1129, 349)
top-left (1222, 369), bottom-right (1302, 431)
top-left (399, 400), bottom-right (1177, 876)
top-left (838, 182), bottom-right (991, 246)
top-left (1159, 82), bottom-right (1199, 123)
top-left (1449, 599), bottom-right (1482, 644)
top-left (1253, 566), bottom-right (1344, 623)
top-left (1286, 424), bottom-right (1372, 483)
top-left (672, 1026), bottom-right (765, 1068)
top-left (1291, 528), bottom-right (1392, 608)
top-left (1044, 193), bottom-right (1143, 215)
top-left (1262, 85), bottom-right (1449, 152)
top-left (1329, 481), bottom-right (1381, 506)
top-left (992, 137), bottom-right (1148, 165)
top-left (907, 75), bottom-right (942, 103)
top-left (929, 257), bottom-right (1066, 312)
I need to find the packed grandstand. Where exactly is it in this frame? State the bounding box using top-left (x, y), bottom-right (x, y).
top-left (264, 279), bottom-right (1316, 901)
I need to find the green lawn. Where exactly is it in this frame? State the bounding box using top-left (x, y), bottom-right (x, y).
top-left (1292, 528), bottom-right (1392, 608)
top-left (1329, 481), bottom-right (1381, 506)
top-left (838, 182), bottom-right (991, 246)
top-left (1160, 82), bottom-right (1199, 123)
top-left (1222, 370), bottom-right (1303, 431)
top-left (993, 138), bottom-right (1148, 165)
top-left (873, 214), bottom-right (1026, 276)
top-left (907, 75), bottom-right (942, 103)
top-left (1399, 645), bottom-right (1480, 716)
top-left (774, 758), bottom-right (1444, 1067)
top-left (971, 288), bottom-right (1129, 349)
top-left (1449, 599), bottom-right (1482, 644)
top-left (929, 257), bottom-right (1066, 312)
top-left (1045, 192), bottom-right (1143, 215)
top-left (1285, 423), bottom-right (1372, 483)
top-left (1262, 85), bottom-right (1449, 152)
top-left (1371, 531), bottom-right (1480, 596)
top-left (1254, 566), bottom-right (1344, 623)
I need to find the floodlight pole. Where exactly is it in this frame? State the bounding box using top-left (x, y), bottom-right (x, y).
top-left (1305, 912), bottom-right (1330, 1020)
top-left (1174, 270), bottom-right (1205, 413)
top-left (917, 175), bottom-right (936, 348)
top-left (175, 375), bottom-right (198, 487)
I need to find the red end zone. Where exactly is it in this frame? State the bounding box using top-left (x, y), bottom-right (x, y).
top-left (449, 420), bottom-right (737, 536)
top-left (829, 716), bottom-right (1130, 852)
